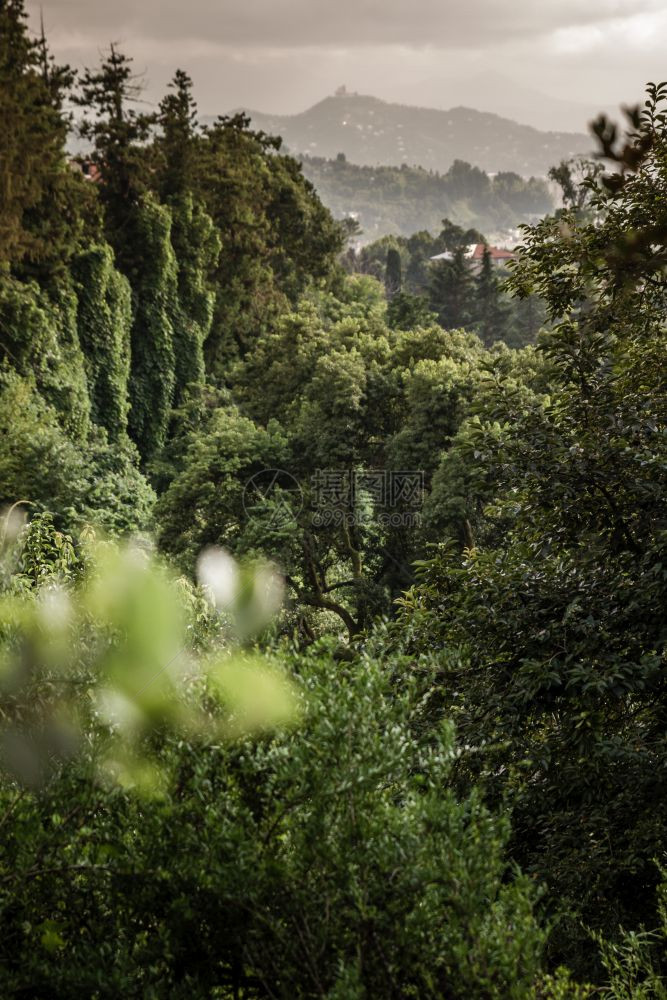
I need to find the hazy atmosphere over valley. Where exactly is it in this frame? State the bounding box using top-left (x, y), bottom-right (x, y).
top-left (27, 0), bottom-right (667, 130)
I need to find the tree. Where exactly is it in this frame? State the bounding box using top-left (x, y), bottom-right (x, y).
top-left (168, 195), bottom-right (220, 407)
top-left (156, 68), bottom-right (199, 201)
top-left (0, 369), bottom-right (85, 514)
top-left (508, 292), bottom-right (547, 348)
top-left (76, 44), bottom-right (155, 253)
top-left (384, 246), bottom-right (402, 298)
top-left (429, 248), bottom-right (474, 329)
top-left (75, 48), bottom-right (179, 461)
top-left (0, 369), bottom-right (153, 534)
top-left (0, 274), bottom-right (90, 439)
top-left (474, 246), bottom-right (510, 346)
top-left (71, 243), bottom-right (132, 439)
top-left (154, 72), bottom-right (221, 406)
top-left (192, 114), bottom-right (342, 369)
top-left (125, 195), bottom-right (178, 461)
top-left (0, 0), bottom-right (84, 278)
top-left (386, 291), bottom-right (436, 329)
top-left (548, 157), bottom-right (603, 214)
top-left (437, 218), bottom-right (484, 252)
top-left (444, 159), bottom-right (491, 200)
top-left (156, 404), bottom-right (289, 568)
top-left (398, 83), bottom-right (667, 974)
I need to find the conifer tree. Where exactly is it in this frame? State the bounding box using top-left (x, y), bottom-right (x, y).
top-left (156, 69), bottom-right (199, 201)
top-left (428, 248), bottom-right (474, 330)
top-left (474, 246), bottom-right (510, 346)
top-left (385, 247), bottom-right (402, 299)
top-left (0, 0), bottom-right (82, 276)
top-left (157, 71), bottom-right (220, 405)
top-left (76, 45), bottom-right (155, 257)
top-left (386, 291), bottom-right (436, 329)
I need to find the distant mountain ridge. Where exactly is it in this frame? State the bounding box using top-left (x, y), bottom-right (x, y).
top-left (221, 93), bottom-right (592, 177)
top-left (397, 72), bottom-right (620, 134)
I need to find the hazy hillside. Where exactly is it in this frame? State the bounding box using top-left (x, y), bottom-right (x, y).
top-left (397, 72), bottom-right (620, 133)
top-left (234, 93), bottom-right (592, 176)
top-left (299, 155), bottom-right (553, 242)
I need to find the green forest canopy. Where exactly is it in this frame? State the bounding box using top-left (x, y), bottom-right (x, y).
top-left (2, 3), bottom-right (667, 993)
top-left (300, 152), bottom-right (553, 241)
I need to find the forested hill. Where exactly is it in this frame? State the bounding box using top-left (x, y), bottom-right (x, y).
top-left (230, 93), bottom-right (591, 175)
top-left (299, 154), bottom-right (553, 241)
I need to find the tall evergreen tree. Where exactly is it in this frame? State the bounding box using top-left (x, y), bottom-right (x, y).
top-left (156, 69), bottom-right (199, 201)
top-left (386, 291), bottom-right (436, 330)
top-left (385, 247), bottom-right (402, 299)
top-left (76, 45), bottom-right (156, 255)
top-left (0, 0), bottom-right (84, 277)
top-left (429, 248), bottom-right (474, 330)
top-left (474, 246), bottom-right (510, 347)
top-left (156, 72), bottom-right (220, 405)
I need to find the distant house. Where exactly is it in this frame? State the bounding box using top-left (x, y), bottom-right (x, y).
top-left (69, 159), bottom-right (102, 183)
top-left (430, 243), bottom-right (515, 269)
top-left (466, 243), bottom-right (515, 268)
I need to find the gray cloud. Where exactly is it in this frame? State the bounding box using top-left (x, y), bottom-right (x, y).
top-left (28, 0), bottom-right (667, 130)
top-left (36, 0), bottom-right (663, 49)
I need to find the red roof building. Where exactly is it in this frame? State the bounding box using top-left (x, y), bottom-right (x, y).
top-left (429, 243), bottom-right (516, 268)
top-left (467, 243), bottom-right (515, 263)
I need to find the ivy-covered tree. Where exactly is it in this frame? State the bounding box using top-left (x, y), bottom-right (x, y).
top-left (0, 275), bottom-right (90, 439)
top-left (156, 74), bottom-right (221, 406)
top-left (71, 244), bottom-right (132, 439)
top-left (76, 49), bottom-right (184, 460)
top-left (168, 195), bottom-right (220, 407)
top-left (0, 369), bottom-right (154, 533)
top-left (125, 195), bottom-right (178, 461)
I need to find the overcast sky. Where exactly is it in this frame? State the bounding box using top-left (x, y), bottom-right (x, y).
top-left (26, 0), bottom-right (667, 131)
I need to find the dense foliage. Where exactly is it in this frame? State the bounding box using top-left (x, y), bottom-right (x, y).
top-left (351, 221), bottom-right (546, 347)
top-left (301, 152), bottom-right (553, 241)
top-left (2, 3), bottom-right (667, 995)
